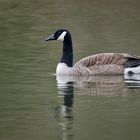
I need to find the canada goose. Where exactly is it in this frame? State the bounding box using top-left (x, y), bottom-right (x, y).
top-left (45, 29), bottom-right (140, 75)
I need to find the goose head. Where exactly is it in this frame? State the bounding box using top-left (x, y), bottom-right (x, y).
top-left (45, 29), bottom-right (73, 68)
top-left (45, 29), bottom-right (71, 42)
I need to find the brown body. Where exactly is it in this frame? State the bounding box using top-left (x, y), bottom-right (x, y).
top-left (73, 53), bottom-right (140, 75)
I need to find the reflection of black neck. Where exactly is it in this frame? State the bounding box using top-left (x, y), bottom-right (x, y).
top-left (60, 34), bottom-right (73, 67)
top-left (63, 83), bottom-right (74, 108)
top-left (58, 81), bottom-right (74, 108)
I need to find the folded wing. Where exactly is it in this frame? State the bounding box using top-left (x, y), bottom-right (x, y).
top-left (73, 53), bottom-right (140, 75)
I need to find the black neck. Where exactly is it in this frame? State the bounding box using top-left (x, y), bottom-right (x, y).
top-left (60, 34), bottom-right (73, 67)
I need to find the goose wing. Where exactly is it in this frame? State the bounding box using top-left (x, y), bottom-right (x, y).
top-left (74, 53), bottom-right (140, 67)
top-left (73, 53), bottom-right (140, 75)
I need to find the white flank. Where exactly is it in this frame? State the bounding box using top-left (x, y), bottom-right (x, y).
top-left (124, 65), bottom-right (140, 75)
top-left (57, 31), bottom-right (67, 41)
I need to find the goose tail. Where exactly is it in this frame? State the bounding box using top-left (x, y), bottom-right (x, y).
top-left (124, 56), bottom-right (140, 67)
top-left (124, 57), bottom-right (140, 75)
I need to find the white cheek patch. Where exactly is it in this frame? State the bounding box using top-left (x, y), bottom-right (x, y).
top-left (57, 31), bottom-right (67, 41)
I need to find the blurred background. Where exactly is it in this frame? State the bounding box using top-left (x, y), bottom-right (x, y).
top-left (0, 0), bottom-right (140, 140)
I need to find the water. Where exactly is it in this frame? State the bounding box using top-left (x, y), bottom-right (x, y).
top-left (0, 0), bottom-right (140, 140)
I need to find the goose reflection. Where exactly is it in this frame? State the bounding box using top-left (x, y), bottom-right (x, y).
top-left (57, 81), bottom-right (74, 108)
top-left (56, 74), bottom-right (140, 140)
top-left (56, 77), bottom-right (74, 140)
top-left (57, 75), bottom-right (126, 96)
top-left (124, 74), bottom-right (140, 88)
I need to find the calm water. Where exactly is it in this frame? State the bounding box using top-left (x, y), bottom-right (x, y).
top-left (0, 0), bottom-right (140, 140)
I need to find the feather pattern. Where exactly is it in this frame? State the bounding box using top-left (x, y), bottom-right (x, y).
top-left (72, 53), bottom-right (140, 75)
